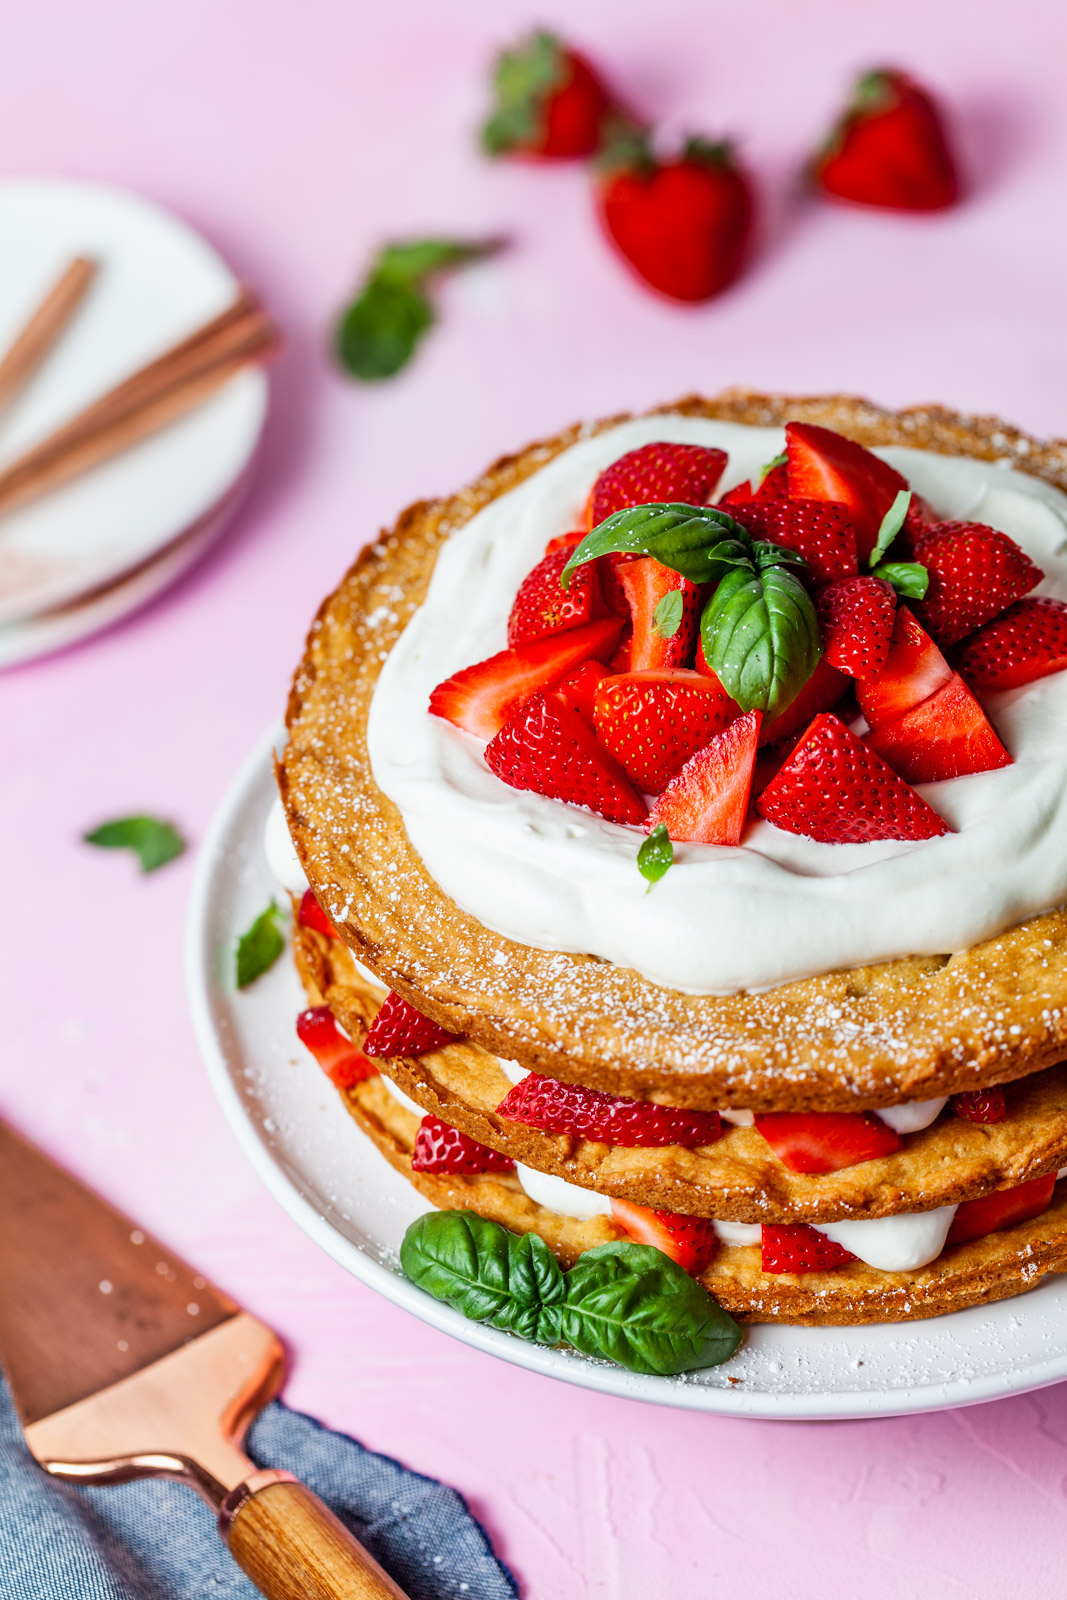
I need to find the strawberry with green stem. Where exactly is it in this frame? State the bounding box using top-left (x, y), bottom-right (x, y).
top-left (482, 31), bottom-right (622, 160)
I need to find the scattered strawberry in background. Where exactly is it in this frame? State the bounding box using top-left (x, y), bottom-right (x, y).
top-left (596, 133), bottom-right (755, 302)
top-left (481, 30), bottom-right (622, 160)
top-left (812, 68), bottom-right (961, 211)
top-left (610, 1200), bottom-right (719, 1275)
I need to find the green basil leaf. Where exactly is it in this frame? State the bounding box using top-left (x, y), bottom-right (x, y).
top-left (481, 30), bottom-right (562, 155)
top-left (701, 563), bottom-right (822, 718)
top-left (561, 504), bottom-right (751, 589)
top-left (235, 900), bottom-right (286, 989)
top-left (560, 1242), bottom-right (742, 1375)
top-left (651, 590), bottom-right (684, 639)
top-left (400, 1211), bottom-right (565, 1344)
top-left (752, 539), bottom-right (807, 571)
top-left (638, 824), bottom-right (673, 889)
top-left (84, 815), bottom-right (185, 873)
top-left (869, 489), bottom-right (912, 567)
top-left (759, 450), bottom-right (787, 482)
top-left (872, 560), bottom-right (929, 600)
top-left (336, 277), bottom-right (432, 381)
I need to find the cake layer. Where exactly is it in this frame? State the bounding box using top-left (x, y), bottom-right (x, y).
top-left (280, 391), bottom-right (1067, 1110)
top-left (296, 921), bottom-right (1067, 1225)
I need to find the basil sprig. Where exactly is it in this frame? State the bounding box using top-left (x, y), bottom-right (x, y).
top-left (563, 504), bottom-right (822, 719)
top-left (867, 488), bottom-right (929, 598)
top-left (336, 238), bottom-right (499, 381)
top-left (401, 1211), bottom-right (741, 1375)
top-left (84, 814), bottom-right (186, 873)
top-left (638, 823), bottom-right (673, 888)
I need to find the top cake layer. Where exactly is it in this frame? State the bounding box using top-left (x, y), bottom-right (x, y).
top-left (369, 414), bottom-right (1067, 994)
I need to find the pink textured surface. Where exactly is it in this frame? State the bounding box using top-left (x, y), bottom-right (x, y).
top-left (6, 1), bottom-right (1067, 1593)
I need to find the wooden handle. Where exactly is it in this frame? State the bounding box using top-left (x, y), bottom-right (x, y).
top-left (222, 1473), bottom-right (411, 1600)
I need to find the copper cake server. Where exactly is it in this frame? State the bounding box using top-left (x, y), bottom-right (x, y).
top-left (0, 1118), bottom-right (410, 1600)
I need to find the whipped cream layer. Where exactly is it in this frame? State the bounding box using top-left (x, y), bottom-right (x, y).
top-left (369, 415), bottom-right (1067, 994)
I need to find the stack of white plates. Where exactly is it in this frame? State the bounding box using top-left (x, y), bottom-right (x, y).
top-left (0, 179), bottom-right (269, 669)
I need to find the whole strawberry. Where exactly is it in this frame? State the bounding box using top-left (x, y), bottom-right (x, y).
top-left (482, 31), bottom-right (619, 160)
top-left (597, 134), bottom-right (755, 302)
top-left (812, 68), bottom-right (960, 212)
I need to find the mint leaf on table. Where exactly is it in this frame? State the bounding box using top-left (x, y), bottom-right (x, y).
top-left (638, 824), bottom-right (673, 889)
top-left (872, 560), bottom-right (929, 600)
top-left (84, 815), bottom-right (185, 873)
top-left (235, 900), bottom-right (286, 989)
top-left (869, 489), bottom-right (913, 567)
top-left (400, 1211), bottom-right (742, 1375)
top-left (335, 237), bottom-right (501, 381)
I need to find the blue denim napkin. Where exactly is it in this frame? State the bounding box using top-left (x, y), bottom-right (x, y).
top-left (0, 1378), bottom-right (517, 1599)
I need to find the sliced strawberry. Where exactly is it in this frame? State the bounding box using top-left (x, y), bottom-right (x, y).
top-left (866, 673), bottom-right (1012, 783)
top-left (297, 1006), bottom-right (377, 1089)
top-left (785, 421), bottom-right (911, 563)
top-left (914, 521), bottom-right (1043, 646)
top-left (485, 689), bottom-right (647, 825)
top-left (590, 441), bottom-right (728, 528)
top-left (429, 616), bottom-right (623, 739)
top-left (955, 597), bottom-right (1067, 692)
top-left (754, 1111), bottom-right (901, 1174)
top-left (556, 658), bottom-right (609, 727)
top-left (646, 709), bottom-right (761, 845)
top-left (507, 548), bottom-right (606, 647)
top-left (952, 1087), bottom-right (1006, 1124)
top-left (544, 528), bottom-right (585, 556)
top-left (411, 1113), bottom-right (516, 1175)
top-left (812, 69), bottom-right (960, 212)
top-left (611, 1199), bottom-right (719, 1275)
top-left (364, 991), bottom-right (457, 1058)
top-left (756, 712), bottom-right (950, 843)
top-left (856, 606), bottom-right (953, 730)
top-left (761, 1224), bottom-right (857, 1274)
top-left (497, 1073), bottom-right (722, 1147)
top-left (733, 497), bottom-right (858, 585)
top-left (718, 460), bottom-right (790, 507)
top-left (593, 668), bottom-right (739, 792)
top-left (759, 656), bottom-right (851, 747)
top-left (946, 1173), bottom-right (1056, 1247)
top-left (298, 889), bottom-right (338, 940)
top-left (816, 576), bottom-right (897, 678)
top-left (617, 557), bottom-right (703, 671)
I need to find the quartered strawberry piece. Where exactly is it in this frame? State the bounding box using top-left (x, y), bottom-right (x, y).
top-left (411, 1113), bottom-right (516, 1175)
top-left (497, 1072), bottom-right (722, 1147)
top-left (589, 441), bottom-right (728, 528)
top-left (761, 1224), bottom-right (858, 1274)
top-left (297, 1006), bottom-right (377, 1089)
top-left (719, 460), bottom-right (790, 507)
top-left (429, 616), bottom-right (624, 739)
top-left (298, 889), bottom-right (338, 940)
top-left (617, 557), bottom-right (703, 671)
top-left (758, 656), bottom-right (851, 747)
top-left (812, 68), bottom-right (960, 212)
top-left (754, 1111), bottom-right (901, 1174)
top-left (508, 548), bottom-right (606, 647)
top-left (544, 528), bottom-right (586, 556)
top-left (729, 496), bottom-right (859, 585)
top-left (866, 672), bottom-right (1012, 783)
top-left (646, 709), bottom-right (761, 844)
top-left (610, 1199), bottom-right (719, 1275)
top-left (946, 1173), bottom-right (1056, 1247)
top-left (485, 689), bottom-right (647, 825)
top-left (816, 575), bottom-right (897, 677)
top-left (955, 597), bottom-right (1067, 692)
top-left (914, 521), bottom-right (1043, 646)
top-left (855, 606), bottom-right (953, 730)
top-left (482, 31), bottom-right (618, 160)
top-left (952, 1087), bottom-right (1007, 1124)
top-left (756, 712), bottom-right (950, 843)
top-left (556, 658), bottom-right (609, 727)
top-left (785, 422), bottom-right (911, 564)
top-left (364, 991), bottom-right (457, 1058)
top-left (593, 668), bottom-right (739, 792)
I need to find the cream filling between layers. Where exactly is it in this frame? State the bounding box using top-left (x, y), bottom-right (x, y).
top-left (368, 416), bottom-right (1067, 995)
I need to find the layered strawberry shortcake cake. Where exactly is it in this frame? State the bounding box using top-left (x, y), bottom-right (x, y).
top-left (269, 391), bottom-right (1067, 1374)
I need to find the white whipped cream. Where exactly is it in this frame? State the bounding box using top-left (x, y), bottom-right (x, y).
top-left (713, 1219), bottom-right (762, 1247)
top-left (263, 796), bottom-right (308, 895)
top-left (875, 1097), bottom-right (948, 1134)
top-left (815, 1205), bottom-right (958, 1271)
top-left (369, 415), bottom-right (1067, 994)
top-left (515, 1163), bottom-right (614, 1219)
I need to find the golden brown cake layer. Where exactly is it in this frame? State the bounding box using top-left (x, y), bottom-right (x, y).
top-left (280, 391), bottom-right (1067, 1113)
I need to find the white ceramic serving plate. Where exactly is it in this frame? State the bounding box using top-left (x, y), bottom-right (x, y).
top-left (187, 727), bottom-right (1067, 1419)
top-left (0, 178), bottom-right (268, 627)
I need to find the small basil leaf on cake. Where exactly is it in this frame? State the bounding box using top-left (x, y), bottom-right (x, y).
top-left (400, 1212), bottom-right (564, 1344)
top-left (235, 900), bottom-right (286, 988)
top-left (869, 489), bottom-right (913, 567)
top-left (872, 560), bottom-right (929, 600)
top-left (560, 1242), bottom-right (742, 1374)
top-left (759, 450), bottom-right (787, 482)
top-left (651, 589), bottom-right (684, 639)
top-left (638, 823), bottom-right (673, 889)
top-left (701, 563), bottom-right (822, 718)
top-left (83, 815), bottom-right (185, 873)
top-left (561, 503), bottom-right (753, 587)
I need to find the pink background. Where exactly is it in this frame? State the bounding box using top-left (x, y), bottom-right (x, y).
top-left (6, 1), bottom-right (1067, 1593)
